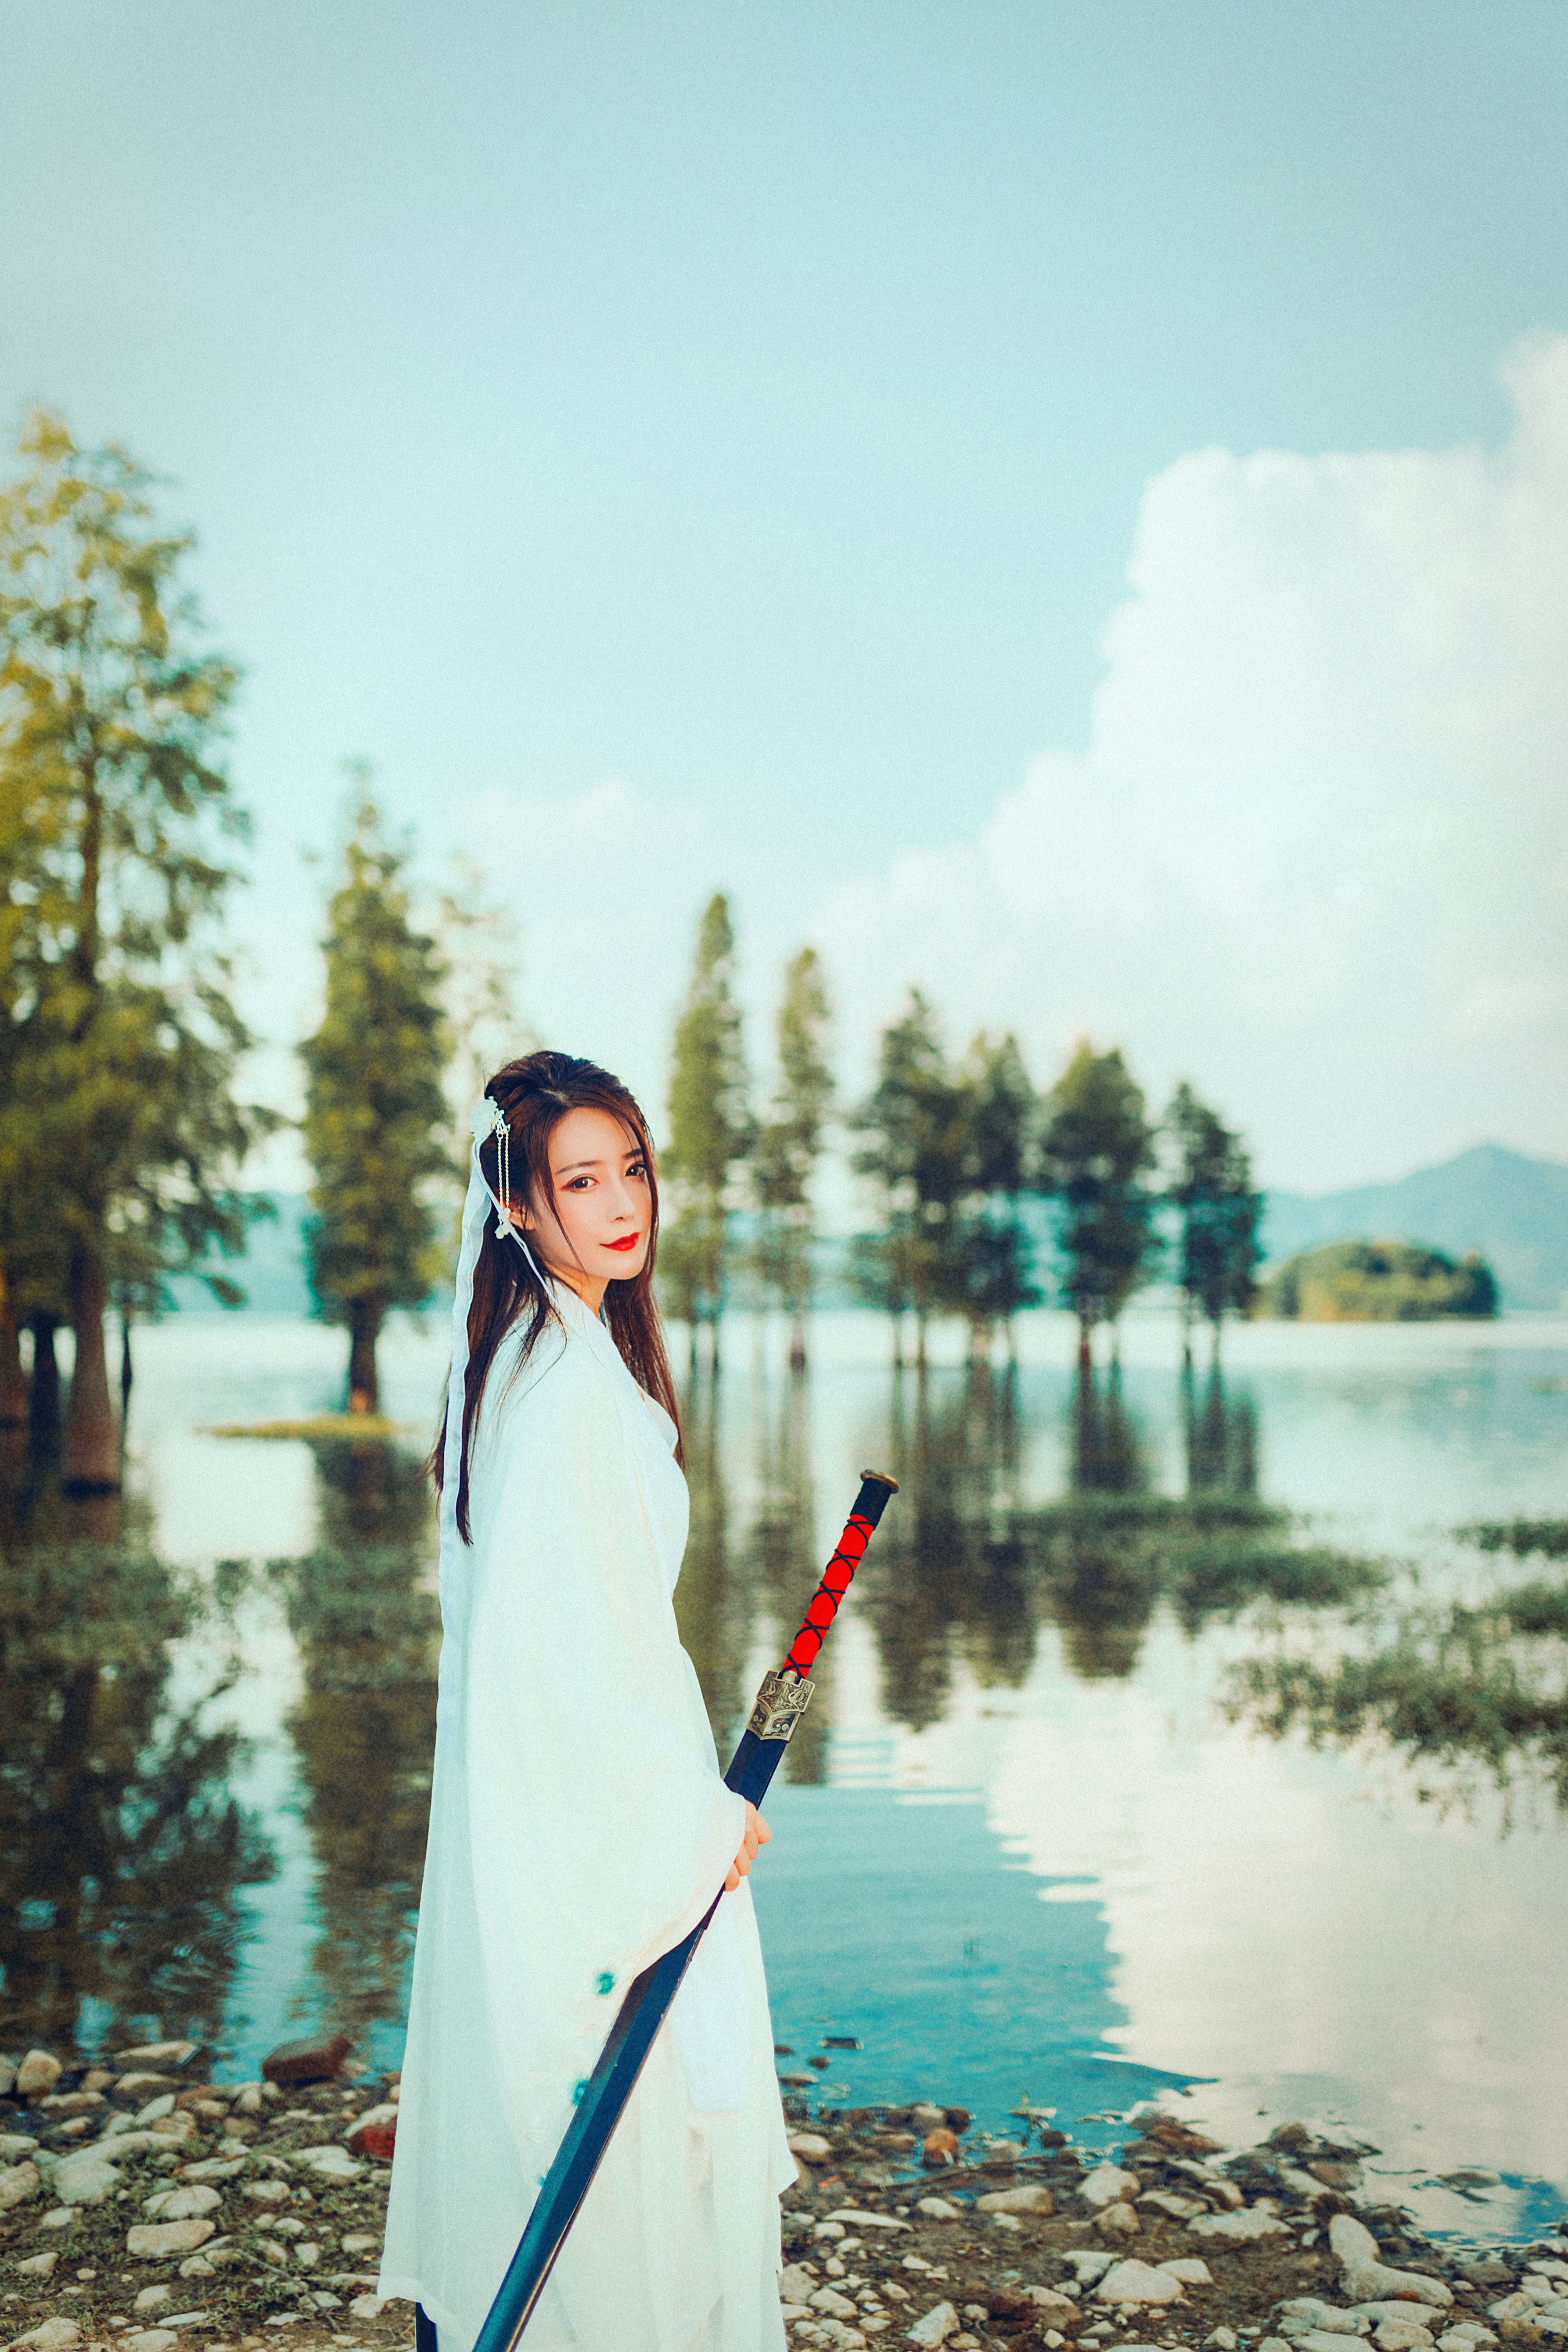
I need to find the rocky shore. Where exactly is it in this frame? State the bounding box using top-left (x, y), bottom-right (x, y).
top-left (2, 2044), bottom-right (1564, 2352)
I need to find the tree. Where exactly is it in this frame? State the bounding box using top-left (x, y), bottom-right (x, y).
top-left (749, 947), bottom-right (833, 1372)
top-left (0, 411), bottom-right (272, 1491)
top-left (436, 857), bottom-right (528, 1139)
top-left (850, 991), bottom-right (969, 1368)
top-left (1037, 1041), bottom-right (1161, 1371)
top-left (300, 792), bottom-right (451, 1414)
top-left (1166, 1083), bottom-right (1263, 1360)
top-left (662, 894), bottom-right (751, 1368)
top-left (950, 1033), bottom-right (1041, 1360)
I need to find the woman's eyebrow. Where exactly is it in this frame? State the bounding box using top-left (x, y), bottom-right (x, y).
top-left (553, 1149), bottom-right (643, 1177)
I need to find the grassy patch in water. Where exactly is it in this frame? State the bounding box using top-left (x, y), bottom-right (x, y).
top-left (203, 1413), bottom-right (405, 1441)
top-left (1229, 1573), bottom-right (1568, 1806)
top-left (1456, 1516), bottom-right (1568, 1559)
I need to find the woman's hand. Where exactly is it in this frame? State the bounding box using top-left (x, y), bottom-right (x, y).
top-left (723, 1800), bottom-right (771, 1891)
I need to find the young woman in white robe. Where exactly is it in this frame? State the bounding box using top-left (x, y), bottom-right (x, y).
top-left (379, 1052), bottom-right (796, 2352)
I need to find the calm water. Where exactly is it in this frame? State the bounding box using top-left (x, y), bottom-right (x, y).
top-left (2, 1307), bottom-right (1564, 2242)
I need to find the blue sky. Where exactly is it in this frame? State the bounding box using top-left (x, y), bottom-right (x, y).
top-left (3, 2), bottom-right (1566, 1189)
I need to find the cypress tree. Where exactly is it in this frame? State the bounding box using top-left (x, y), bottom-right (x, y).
top-left (300, 794), bottom-right (451, 1414)
top-left (0, 411), bottom-right (271, 1490)
top-left (1037, 1042), bottom-right (1161, 1371)
top-left (750, 947), bottom-right (833, 1372)
top-left (1166, 1081), bottom-right (1263, 1360)
top-left (663, 894), bottom-right (751, 1369)
top-left (850, 991), bottom-right (968, 1369)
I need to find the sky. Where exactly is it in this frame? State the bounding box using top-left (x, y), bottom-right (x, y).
top-left (2, 0), bottom-right (1566, 1195)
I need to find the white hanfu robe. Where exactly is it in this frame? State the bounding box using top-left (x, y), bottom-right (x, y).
top-left (380, 1283), bottom-right (794, 2351)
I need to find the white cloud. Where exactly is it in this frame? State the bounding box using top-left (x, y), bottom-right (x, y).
top-left (814, 333), bottom-right (1568, 1191)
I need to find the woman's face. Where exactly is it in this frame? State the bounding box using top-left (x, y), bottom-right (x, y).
top-left (517, 1104), bottom-right (652, 1300)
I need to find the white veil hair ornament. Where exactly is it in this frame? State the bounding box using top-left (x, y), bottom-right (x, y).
top-left (437, 1095), bottom-right (551, 1587)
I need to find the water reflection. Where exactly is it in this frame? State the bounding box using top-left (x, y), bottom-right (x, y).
top-left (1231, 1527), bottom-right (1568, 1812)
top-left (0, 1480), bottom-right (275, 2056)
top-left (742, 1365), bottom-right (830, 1785)
top-left (268, 1437), bottom-right (440, 2047)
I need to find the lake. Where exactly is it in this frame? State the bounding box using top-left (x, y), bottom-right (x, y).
top-left (1, 1305), bottom-right (1563, 2245)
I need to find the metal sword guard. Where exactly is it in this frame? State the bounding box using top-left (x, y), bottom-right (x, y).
top-left (745, 1667), bottom-right (815, 1743)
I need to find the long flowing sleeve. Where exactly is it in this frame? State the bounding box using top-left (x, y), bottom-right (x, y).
top-left (461, 1330), bottom-right (746, 2153)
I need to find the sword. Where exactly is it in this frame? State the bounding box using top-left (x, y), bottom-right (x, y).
top-left (453, 1468), bottom-right (898, 2352)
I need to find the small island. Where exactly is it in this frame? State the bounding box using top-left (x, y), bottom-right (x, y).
top-left (1258, 1236), bottom-right (1499, 1321)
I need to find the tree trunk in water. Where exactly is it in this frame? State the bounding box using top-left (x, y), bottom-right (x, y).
top-left (120, 1314), bottom-right (134, 1419)
top-left (347, 1300), bottom-right (382, 1414)
top-left (788, 1309), bottom-right (807, 1376)
top-left (709, 1312), bottom-right (721, 1377)
top-left (1077, 1317), bottom-right (1092, 1378)
top-left (27, 1314), bottom-right (62, 1458)
top-left (0, 1299), bottom-right (26, 1429)
top-left (64, 1240), bottom-right (120, 1491)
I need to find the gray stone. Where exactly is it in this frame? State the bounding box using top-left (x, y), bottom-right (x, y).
top-left (133, 2094), bottom-right (177, 2126)
top-left (905, 2306), bottom-right (961, 2347)
top-left (17, 2250), bottom-right (58, 2279)
top-left (1100, 2201), bottom-right (1141, 2237)
top-left (1161, 2260), bottom-right (1214, 2286)
top-left (914, 2196), bottom-right (961, 2220)
top-left (0, 2132), bottom-right (39, 2159)
top-left (1351, 2305), bottom-right (1451, 2327)
top-left (1373, 2325), bottom-right (1434, 2352)
top-left (348, 2299), bottom-right (389, 2322)
top-left (824, 2207), bottom-right (911, 2232)
top-left (180, 2156), bottom-right (247, 2182)
top-left (126, 2217), bottom-right (217, 2257)
top-left (1095, 2260), bottom-right (1189, 2306)
top-left (812, 2286), bottom-right (861, 2317)
top-left (0, 2157), bottom-right (42, 2210)
top-left (1190, 2206), bottom-right (1292, 2242)
top-left (1063, 2252), bottom-right (1119, 2286)
top-left (1329, 2217), bottom-right (1452, 2313)
top-left (125, 2332), bottom-right (181, 2352)
top-left (41, 2206), bottom-right (84, 2230)
top-left (1141, 2191), bottom-right (1207, 2221)
top-left (789, 2131), bottom-right (833, 2162)
top-left (1020, 2288), bottom-right (1081, 2315)
top-left (52, 2148), bottom-right (123, 2204)
top-left (0, 2052), bottom-right (17, 2095)
top-left (1081, 2163), bottom-right (1142, 2210)
top-left (143, 2184), bottom-right (221, 2220)
top-left (247, 2177), bottom-right (292, 2203)
top-left (16, 2048), bottom-right (63, 2097)
top-left (290, 2142), bottom-right (364, 2181)
top-left (976, 2185), bottom-right (1055, 2214)
top-left (134, 2286), bottom-right (173, 2312)
top-left (115, 2042), bottom-right (197, 2067)
top-left (781, 2263), bottom-right (820, 2301)
top-left (15, 2324), bottom-right (82, 2351)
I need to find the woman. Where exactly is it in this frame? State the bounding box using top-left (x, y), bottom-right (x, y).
top-left (380, 1052), bottom-right (795, 2351)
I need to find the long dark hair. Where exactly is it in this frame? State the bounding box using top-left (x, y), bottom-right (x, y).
top-left (432, 1049), bottom-right (683, 1541)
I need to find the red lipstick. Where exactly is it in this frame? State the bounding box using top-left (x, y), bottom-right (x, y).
top-left (605, 1232), bottom-right (641, 1253)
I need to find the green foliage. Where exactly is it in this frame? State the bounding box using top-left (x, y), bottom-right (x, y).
top-left (662, 894), bottom-right (751, 1335)
top-left (299, 792), bottom-right (451, 1409)
top-left (750, 948), bottom-right (833, 1347)
top-left (1259, 1237), bottom-right (1499, 1321)
top-left (1459, 1518), bottom-right (1568, 1562)
top-left (1166, 1081), bottom-right (1263, 1334)
top-left (1230, 1574), bottom-right (1568, 1807)
top-left (850, 991), bottom-right (970, 1348)
top-left (0, 410), bottom-right (274, 1470)
top-left (948, 1033), bottom-right (1041, 1339)
top-left (1037, 1041), bottom-right (1161, 1343)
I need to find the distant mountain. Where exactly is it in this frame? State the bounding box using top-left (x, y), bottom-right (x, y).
top-left (1261, 1144), bottom-right (1568, 1310)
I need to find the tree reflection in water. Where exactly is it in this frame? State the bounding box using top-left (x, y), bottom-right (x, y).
top-left (0, 1468), bottom-right (275, 2056)
top-left (673, 1366), bottom-right (751, 1753)
top-left (268, 1436), bottom-right (439, 2049)
top-left (744, 1363), bottom-right (828, 1784)
top-left (853, 1357), bottom-right (1387, 1714)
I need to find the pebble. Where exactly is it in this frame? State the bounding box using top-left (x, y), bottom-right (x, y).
top-left (0, 2053), bottom-right (17, 2095)
top-left (290, 2142), bottom-right (364, 2180)
top-left (16, 2049), bottom-right (64, 2098)
top-left (1, 2157), bottom-right (42, 2209)
top-left (124, 2331), bottom-right (181, 2352)
top-left (349, 2297), bottom-right (389, 2321)
top-left (915, 2198), bottom-right (961, 2221)
top-left (1095, 2260), bottom-right (1191, 2305)
top-left (1190, 2207), bottom-right (1292, 2240)
top-left (1101, 2202), bottom-right (1142, 2238)
top-left (133, 2287), bottom-right (172, 2312)
top-left (922, 2128), bottom-right (961, 2165)
top-left (18, 2252), bottom-right (59, 2278)
top-left (905, 2304), bottom-right (961, 2347)
top-left (114, 2042), bottom-right (197, 2067)
top-left (1082, 2163), bottom-right (1143, 2210)
top-left (13, 2322), bottom-right (82, 2351)
top-left (1330, 2218), bottom-right (1454, 2311)
top-left (141, 2185), bottom-right (222, 2221)
top-left (125, 2218), bottom-right (217, 2257)
top-left (790, 2132), bottom-right (834, 2162)
top-left (41, 2205), bottom-right (83, 2230)
top-left (260, 2033), bottom-right (353, 2087)
top-left (0, 2131), bottom-right (39, 2159)
top-left (976, 2184), bottom-right (1055, 2214)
